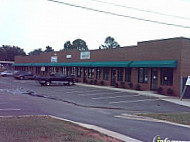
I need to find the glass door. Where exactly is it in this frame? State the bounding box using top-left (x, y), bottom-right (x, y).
top-left (111, 69), bottom-right (116, 86)
top-left (151, 68), bottom-right (158, 90)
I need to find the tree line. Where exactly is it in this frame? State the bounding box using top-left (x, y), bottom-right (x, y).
top-left (0, 36), bottom-right (120, 61)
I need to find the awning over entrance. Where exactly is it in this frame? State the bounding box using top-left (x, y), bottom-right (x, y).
top-left (13, 63), bottom-right (33, 66)
top-left (13, 62), bottom-right (94, 67)
top-left (91, 61), bottom-right (131, 67)
top-left (13, 61), bottom-right (131, 67)
top-left (129, 60), bottom-right (177, 68)
top-left (13, 60), bottom-right (177, 68)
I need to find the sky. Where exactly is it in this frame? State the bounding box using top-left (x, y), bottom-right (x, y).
top-left (0, 0), bottom-right (190, 54)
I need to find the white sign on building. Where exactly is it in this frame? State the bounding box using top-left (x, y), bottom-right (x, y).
top-left (80, 51), bottom-right (90, 59)
top-left (186, 76), bottom-right (190, 86)
top-left (66, 55), bottom-right (72, 59)
top-left (51, 56), bottom-right (57, 63)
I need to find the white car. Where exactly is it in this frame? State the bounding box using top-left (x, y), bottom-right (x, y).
top-left (0, 70), bottom-right (14, 77)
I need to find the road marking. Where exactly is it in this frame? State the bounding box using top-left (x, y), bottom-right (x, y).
top-left (92, 94), bottom-right (141, 100)
top-left (64, 89), bottom-right (103, 94)
top-left (0, 108), bottom-right (21, 111)
top-left (109, 98), bottom-right (160, 104)
top-left (115, 113), bottom-right (158, 122)
top-left (79, 91), bottom-right (123, 97)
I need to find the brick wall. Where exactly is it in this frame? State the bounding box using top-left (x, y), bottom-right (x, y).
top-left (16, 38), bottom-right (184, 63)
top-left (14, 37), bottom-right (190, 96)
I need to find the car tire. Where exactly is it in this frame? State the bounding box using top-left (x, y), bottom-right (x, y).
top-left (68, 81), bottom-right (72, 86)
top-left (45, 81), bottom-right (50, 86)
top-left (40, 83), bottom-right (45, 86)
top-left (20, 76), bottom-right (24, 80)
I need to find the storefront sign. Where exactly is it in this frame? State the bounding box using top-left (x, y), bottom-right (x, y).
top-left (51, 56), bottom-right (57, 62)
top-left (80, 51), bottom-right (90, 59)
top-left (186, 76), bottom-right (190, 86)
top-left (180, 76), bottom-right (190, 100)
top-left (66, 55), bottom-right (72, 59)
top-left (41, 67), bottom-right (45, 71)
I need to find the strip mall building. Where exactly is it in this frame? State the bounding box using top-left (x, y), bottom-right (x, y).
top-left (14, 37), bottom-right (190, 97)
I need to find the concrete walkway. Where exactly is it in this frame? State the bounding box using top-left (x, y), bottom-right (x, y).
top-left (76, 83), bottom-right (190, 108)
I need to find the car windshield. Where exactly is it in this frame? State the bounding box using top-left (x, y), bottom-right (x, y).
top-left (50, 73), bottom-right (66, 77)
top-left (4, 70), bottom-right (13, 73)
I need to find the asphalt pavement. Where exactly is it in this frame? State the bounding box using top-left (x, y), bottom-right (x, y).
top-left (0, 77), bottom-right (190, 141)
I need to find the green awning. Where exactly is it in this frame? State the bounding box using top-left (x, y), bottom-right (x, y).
top-left (13, 60), bottom-right (177, 68)
top-left (61, 62), bottom-right (94, 67)
top-left (13, 62), bottom-right (94, 67)
top-left (13, 61), bottom-right (131, 67)
top-left (32, 63), bottom-right (48, 66)
top-left (91, 61), bottom-right (131, 67)
top-left (13, 63), bottom-right (33, 66)
top-left (129, 60), bottom-right (177, 68)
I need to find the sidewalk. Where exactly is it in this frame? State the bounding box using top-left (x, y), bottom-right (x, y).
top-left (76, 83), bottom-right (190, 108)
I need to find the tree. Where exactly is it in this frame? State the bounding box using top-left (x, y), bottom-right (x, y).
top-left (99, 36), bottom-right (120, 49)
top-left (61, 39), bottom-right (89, 51)
top-left (0, 45), bottom-right (26, 61)
top-left (72, 39), bottom-right (88, 51)
top-left (44, 46), bottom-right (54, 52)
top-left (28, 48), bottom-right (43, 56)
top-left (63, 41), bottom-right (73, 50)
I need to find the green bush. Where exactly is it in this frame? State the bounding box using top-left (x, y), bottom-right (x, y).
top-left (100, 81), bottom-right (104, 86)
top-left (115, 83), bottom-right (119, 88)
top-left (135, 84), bottom-right (141, 91)
top-left (89, 80), bottom-right (93, 84)
top-left (94, 80), bottom-right (97, 85)
top-left (167, 88), bottom-right (173, 95)
top-left (120, 82), bottom-right (125, 88)
top-left (128, 82), bottom-right (133, 89)
top-left (157, 87), bottom-right (163, 94)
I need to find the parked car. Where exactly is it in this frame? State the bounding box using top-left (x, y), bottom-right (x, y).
top-left (0, 70), bottom-right (14, 77)
top-left (35, 73), bottom-right (75, 86)
top-left (14, 71), bottom-right (35, 80)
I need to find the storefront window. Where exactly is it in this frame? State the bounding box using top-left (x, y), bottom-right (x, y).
top-left (88, 68), bottom-right (94, 79)
top-left (138, 68), bottom-right (148, 83)
top-left (161, 68), bottom-right (173, 86)
top-left (125, 68), bottom-right (131, 82)
top-left (36, 67), bottom-right (41, 75)
top-left (96, 68), bottom-right (101, 80)
top-left (63, 67), bottom-right (66, 75)
top-left (66, 67), bottom-right (70, 76)
top-left (71, 67), bottom-right (75, 76)
top-left (103, 68), bottom-right (109, 80)
top-left (49, 67), bottom-right (56, 74)
top-left (77, 67), bottom-right (82, 78)
top-left (118, 68), bottom-right (123, 81)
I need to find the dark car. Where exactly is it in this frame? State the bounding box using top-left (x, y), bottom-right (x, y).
top-left (14, 71), bottom-right (35, 80)
top-left (35, 73), bottom-right (75, 86)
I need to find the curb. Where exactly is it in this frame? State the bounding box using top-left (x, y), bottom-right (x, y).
top-left (49, 115), bottom-right (142, 142)
top-left (115, 113), bottom-right (190, 129)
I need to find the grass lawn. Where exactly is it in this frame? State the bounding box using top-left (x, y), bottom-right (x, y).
top-left (139, 112), bottom-right (190, 125)
top-left (0, 116), bottom-right (122, 142)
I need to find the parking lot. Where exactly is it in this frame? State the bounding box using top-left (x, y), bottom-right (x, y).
top-left (1, 77), bottom-right (190, 141)
top-left (1, 77), bottom-right (190, 114)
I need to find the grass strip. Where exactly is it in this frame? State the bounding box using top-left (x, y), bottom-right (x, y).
top-left (0, 115), bottom-right (122, 142)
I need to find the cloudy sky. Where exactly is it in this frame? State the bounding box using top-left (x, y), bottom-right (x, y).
top-left (0, 0), bottom-right (190, 53)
